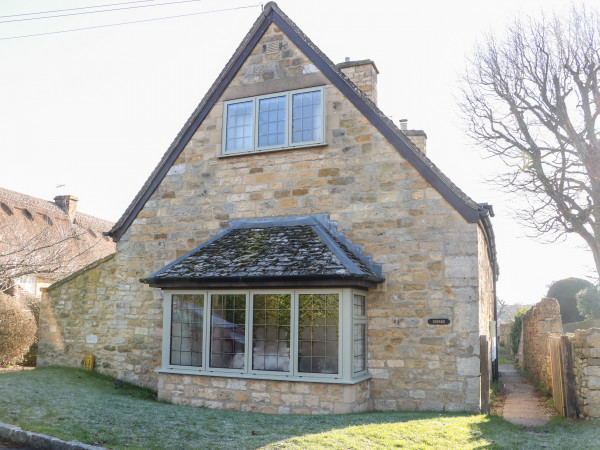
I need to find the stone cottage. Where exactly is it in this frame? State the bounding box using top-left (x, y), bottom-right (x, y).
top-left (38, 2), bottom-right (498, 413)
top-left (0, 187), bottom-right (115, 300)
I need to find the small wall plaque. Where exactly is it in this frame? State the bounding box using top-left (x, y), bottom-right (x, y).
top-left (83, 354), bottom-right (95, 371)
top-left (428, 318), bottom-right (450, 325)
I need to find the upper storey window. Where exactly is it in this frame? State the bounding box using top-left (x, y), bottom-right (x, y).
top-left (223, 86), bottom-right (325, 155)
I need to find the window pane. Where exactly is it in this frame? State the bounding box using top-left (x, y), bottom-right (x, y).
top-left (226, 101), bottom-right (253, 152)
top-left (170, 294), bottom-right (204, 367)
top-left (298, 293), bottom-right (338, 374)
top-left (292, 90), bottom-right (322, 144)
top-left (252, 294), bottom-right (291, 372)
top-left (353, 323), bottom-right (367, 373)
top-left (210, 294), bottom-right (246, 369)
top-left (353, 294), bottom-right (366, 316)
top-left (258, 96), bottom-right (286, 148)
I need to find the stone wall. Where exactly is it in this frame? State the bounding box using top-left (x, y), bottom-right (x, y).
top-left (520, 298), bottom-right (563, 390)
top-left (38, 253), bottom-right (162, 388)
top-left (158, 374), bottom-right (369, 414)
top-left (498, 321), bottom-right (512, 347)
top-left (38, 22), bottom-right (491, 412)
top-left (571, 328), bottom-right (600, 418)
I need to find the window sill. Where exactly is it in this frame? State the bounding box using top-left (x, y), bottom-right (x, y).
top-left (218, 141), bottom-right (327, 158)
top-left (156, 367), bottom-right (371, 385)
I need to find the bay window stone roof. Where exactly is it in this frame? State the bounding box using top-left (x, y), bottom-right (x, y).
top-left (142, 215), bottom-right (384, 289)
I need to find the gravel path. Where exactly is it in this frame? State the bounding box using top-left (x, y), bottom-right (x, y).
top-left (500, 364), bottom-right (550, 427)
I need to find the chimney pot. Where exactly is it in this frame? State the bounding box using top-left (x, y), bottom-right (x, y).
top-left (399, 119), bottom-right (408, 131)
top-left (345, 57), bottom-right (350, 62)
top-left (54, 195), bottom-right (78, 222)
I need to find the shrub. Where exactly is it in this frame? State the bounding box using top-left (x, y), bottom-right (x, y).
top-left (510, 308), bottom-right (529, 355)
top-left (0, 292), bottom-right (36, 366)
top-left (546, 278), bottom-right (594, 323)
top-left (576, 286), bottom-right (600, 321)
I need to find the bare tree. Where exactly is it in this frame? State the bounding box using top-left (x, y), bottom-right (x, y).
top-left (460, 6), bottom-right (600, 279)
top-left (0, 216), bottom-right (108, 295)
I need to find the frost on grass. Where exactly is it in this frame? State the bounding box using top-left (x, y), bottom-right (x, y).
top-left (0, 367), bottom-right (599, 449)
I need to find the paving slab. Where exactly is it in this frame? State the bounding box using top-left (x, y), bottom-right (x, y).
top-left (500, 364), bottom-right (550, 427)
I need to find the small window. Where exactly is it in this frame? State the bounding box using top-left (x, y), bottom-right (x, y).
top-left (210, 294), bottom-right (247, 369)
top-left (42, 214), bottom-right (54, 226)
top-left (170, 294), bottom-right (204, 367)
top-left (252, 293), bottom-right (291, 372)
top-left (223, 86), bottom-right (325, 155)
top-left (352, 293), bottom-right (367, 374)
top-left (21, 208), bottom-right (34, 221)
top-left (1, 203), bottom-right (13, 216)
top-left (298, 293), bottom-right (339, 374)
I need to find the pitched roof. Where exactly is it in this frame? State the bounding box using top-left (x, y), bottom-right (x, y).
top-left (142, 215), bottom-right (384, 289)
top-left (107, 1), bottom-right (487, 242)
top-left (0, 186), bottom-right (116, 283)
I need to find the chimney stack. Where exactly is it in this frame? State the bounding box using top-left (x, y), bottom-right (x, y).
top-left (399, 119), bottom-right (427, 154)
top-left (54, 195), bottom-right (78, 222)
top-left (337, 59), bottom-right (379, 104)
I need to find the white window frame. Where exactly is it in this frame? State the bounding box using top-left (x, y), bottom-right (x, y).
top-left (160, 288), bottom-right (369, 383)
top-left (221, 86), bottom-right (326, 156)
top-left (351, 292), bottom-right (368, 376)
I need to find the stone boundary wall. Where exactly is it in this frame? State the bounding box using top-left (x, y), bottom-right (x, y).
top-left (519, 298), bottom-right (563, 391)
top-left (158, 373), bottom-right (370, 414)
top-left (570, 328), bottom-right (600, 418)
top-left (518, 297), bottom-right (600, 418)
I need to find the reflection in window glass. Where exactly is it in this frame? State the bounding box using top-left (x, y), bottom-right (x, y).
top-left (292, 90), bottom-right (322, 143)
top-left (170, 294), bottom-right (204, 366)
top-left (210, 294), bottom-right (246, 369)
top-left (258, 96), bottom-right (286, 148)
top-left (226, 101), bottom-right (253, 152)
top-left (353, 294), bottom-right (366, 316)
top-left (298, 293), bottom-right (338, 374)
top-left (252, 294), bottom-right (291, 372)
top-left (353, 324), bottom-right (366, 373)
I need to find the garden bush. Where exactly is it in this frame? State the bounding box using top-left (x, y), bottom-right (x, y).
top-left (510, 308), bottom-right (529, 355)
top-left (0, 292), bottom-right (36, 366)
top-left (576, 286), bottom-right (600, 321)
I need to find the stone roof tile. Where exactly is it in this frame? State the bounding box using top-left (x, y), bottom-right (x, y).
top-left (144, 218), bottom-right (383, 287)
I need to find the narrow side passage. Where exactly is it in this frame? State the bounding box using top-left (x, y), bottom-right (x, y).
top-left (500, 364), bottom-right (550, 427)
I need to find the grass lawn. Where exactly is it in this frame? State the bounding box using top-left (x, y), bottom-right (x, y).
top-left (497, 344), bottom-right (513, 365)
top-left (0, 368), bottom-right (598, 449)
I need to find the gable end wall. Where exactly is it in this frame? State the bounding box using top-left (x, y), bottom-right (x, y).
top-left (39, 22), bottom-right (486, 412)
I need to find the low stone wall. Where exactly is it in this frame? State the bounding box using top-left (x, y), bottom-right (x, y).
top-left (518, 298), bottom-right (600, 418)
top-left (520, 298), bottom-right (563, 391)
top-left (571, 328), bottom-right (600, 418)
top-left (158, 373), bottom-right (370, 414)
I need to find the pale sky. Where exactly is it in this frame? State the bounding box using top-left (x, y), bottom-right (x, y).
top-left (0, 0), bottom-right (597, 305)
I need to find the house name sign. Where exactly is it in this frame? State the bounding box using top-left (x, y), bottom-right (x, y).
top-left (428, 318), bottom-right (450, 325)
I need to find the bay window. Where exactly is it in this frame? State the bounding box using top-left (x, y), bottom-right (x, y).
top-left (222, 86), bottom-right (325, 155)
top-left (162, 289), bottom-right (368, 382)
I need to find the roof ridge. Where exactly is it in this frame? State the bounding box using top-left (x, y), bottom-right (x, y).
top-left (0, 186), bottom-right (114, 231)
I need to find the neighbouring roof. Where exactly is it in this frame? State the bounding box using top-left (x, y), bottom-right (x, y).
top-left (0, 186), bottom-right (116, 282)
top-left (142, 215), bottom-right (384, 289)
top-left (107, 1), bottom-right (489, 244)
